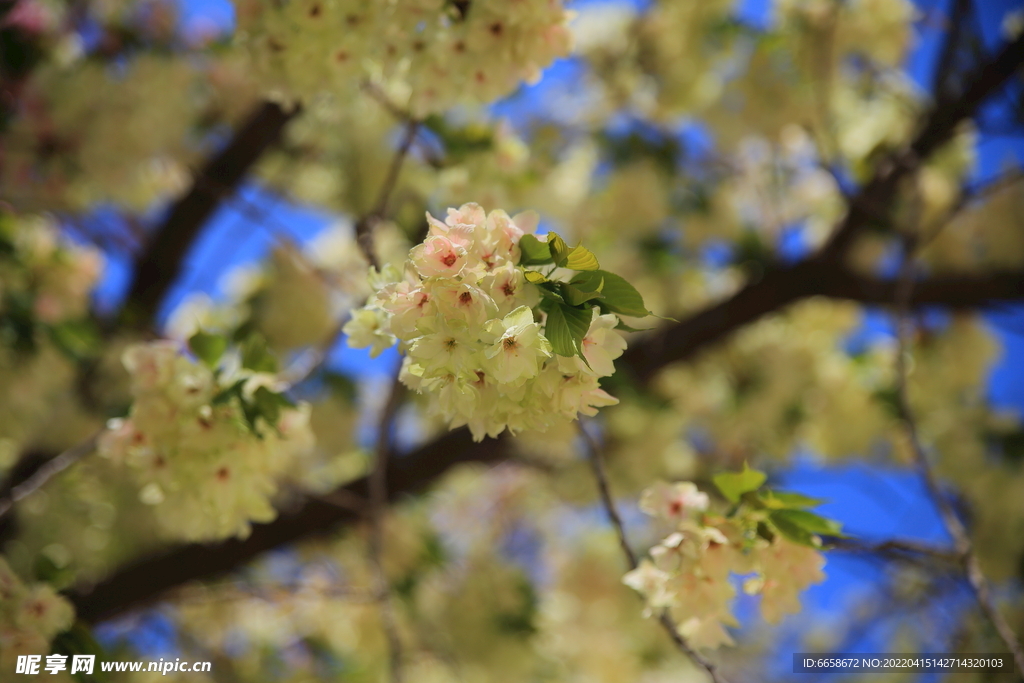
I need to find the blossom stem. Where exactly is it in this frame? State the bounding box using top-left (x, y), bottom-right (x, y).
top-left (577, 421), bottom-right (728, 683)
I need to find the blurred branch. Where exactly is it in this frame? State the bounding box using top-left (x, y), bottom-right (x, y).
top-left (68, 260), bottom-right (1024, 622)
top-left (354, 119), bottom-right (421, 269)
top-left (120, 100), bottom-right (298, 327)
top-left (931, 0), bottom-right (974, 101)
top-left (620, 264), bottom-right (1024, 384)
top-left (0, 432), bottom-right (99, 520)
top-left (368, 371), bottom-right (407, 683)
top-left (71, 428), bottom-right (513, 623)
top-left (578, 421), bottom-right (728, 683)
top-left (821, 30), bottom-right (1024, 259)
top-left (893, 235), bottom-right (1024, 672)
top-left (827, 537), bottom-right (963, 565)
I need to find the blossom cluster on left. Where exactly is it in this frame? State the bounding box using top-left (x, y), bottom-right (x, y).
top-left (98, 339), bottom-right (315, 542)
top-left (0, 212), bottom-right (104, 467)
top-left (0, 557), bottom-right (74, 672)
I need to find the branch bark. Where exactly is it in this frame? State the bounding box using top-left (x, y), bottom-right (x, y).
top-left (69, 263), bottom-right (1024, 623)
top-left (72, 428), bottom-right (512, 624)
top-left (119, 100), bottom-right (298, 326)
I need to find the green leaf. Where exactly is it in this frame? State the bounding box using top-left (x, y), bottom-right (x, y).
top-left (547, 232), bottom-right (570, 267)
top-left (614, 319), bottom-right (655, 333)
top-left (564, 244), bottom-right (600, 271)
top-left (536, 282), bottom-right (564, 304)
top-left (545, 303), bottom-right (592, 363)
top-left (212, 379), bottom-right (246, 406)
top-left (569, 272), bottom-right (605, 292)
top-left (770, 509), bottom-right (845, 537)
top-left (558, 282), bottom-right (604, 306)
top-left (574, 270), bottom-right (651, 318)
top-left (34, 554), bottom-right (73, 588)
top-left (240, 333), bottom-right (278, 372)
top-left (252, 385), bottom-right (295, 428)
top-left (713, 464), bottom-right (767, 503)
top-left (52, 622), bottom-right (107, 683)
top-left (519, 234), bottom-right (554, 266)
top-left (324, 371), bottom-right (359, 404)
top-left (760, 490), bottom-right (826, 510)
top-left (523, 269), bottom-right (548, 284)
top-left (769, 512), bottom-right (821, 548)
top-left (48, 320), bottom-right (101, 361)
top-left (189, 330), bottom-right (228, 368)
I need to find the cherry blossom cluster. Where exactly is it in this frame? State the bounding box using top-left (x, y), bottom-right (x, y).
top-left (98, 341), bottom-right (315, 542)
top-left (0, 557), bottom-right (74, 671)
top-left (0, 213), bottom-right (104, 461)
top-left (233, 0), bottom-right (572, 114)
top-left (623, 480), bottom-right (827, 649)
top-left (345, 203), bottom-right (627, 441)
top-left (0, 213), bottom-right (103, 327)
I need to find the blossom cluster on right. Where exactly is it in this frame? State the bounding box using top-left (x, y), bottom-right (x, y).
top-left (624, 469), bottom-right (836, 649)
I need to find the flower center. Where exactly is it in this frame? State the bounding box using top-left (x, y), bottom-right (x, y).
top-left (442, 253), bottom-right (458, 267)
top-left (503, 335), bottom-right (519, 351)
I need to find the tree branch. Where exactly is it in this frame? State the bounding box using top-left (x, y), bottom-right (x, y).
top-left (354, 119), bottom-right (420, 269)
top-left (120, 100), bottom-right (298, 326)
top-left (68, 260), bottom-right (1024, 623)
top-left (578, 421), bottom-right (728, 683)
top-left (821, 30), bottom-right (1024, 259)
top-left (71, 429), bottom-right (513, 623)
top-left (620, 264), bottom-right (1024, 384)
top-left (893, 237), bottom-right (1024, 672)
top-left (368, 372), bottom-right (406, 683)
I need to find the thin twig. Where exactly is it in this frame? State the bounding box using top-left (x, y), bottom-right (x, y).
top-left (176, 579), bottom-right (379, 606)
top-left (0, 432), bottom-right (100, 520)
top-left (826, 536), bottom-right (962, 564)
top-left (367, 370), bottom-right (407, 683)
top-left (355, 120), bottom-right (421, 269)
top-left (577, 421), bottom-right (728, 683)
top-left (893, 235), bottom-right (1024, 671)
top-left (360, 81), bottom-right (411, 123)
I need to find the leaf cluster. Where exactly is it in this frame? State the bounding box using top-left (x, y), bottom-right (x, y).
top-left (713, 464), bottom-right (847, 548)
top-left (189, 330), bottom-right (295, 436)
top-left (518, 232), bottom-right (658, 365)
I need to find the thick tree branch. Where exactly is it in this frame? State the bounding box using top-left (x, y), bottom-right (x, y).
top-left (620, 264), bottom-right (1024, 384)
top-left (821, 30), bottom-right (1024, 259)
top-left (68, 263), bottom-right (1024, 623)
top-left (72, 429), bottom-right (513, 623)
top-left (120, 100), bottom-right (297, 325)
